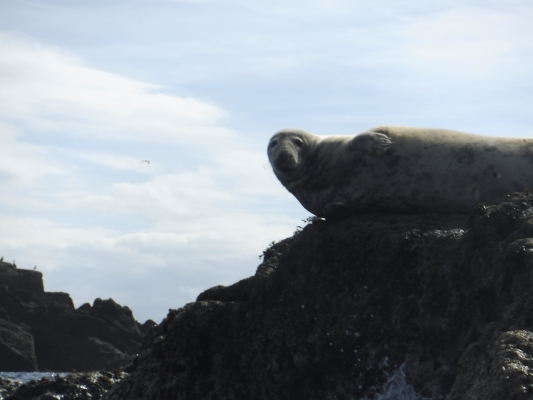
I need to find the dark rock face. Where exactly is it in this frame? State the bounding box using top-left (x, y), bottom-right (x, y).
top-left (4, 371), bottom-right (125, 400)
top-left (31, 297), bottom-right (142, 372)
top-left (0, 263), bottom-right (153, 372)
top-left (449, 330), bottom-right (533, 400)
top-left (0, 263), bottom-right (43, 292)
top-left (0, 317), bottom-right (37, 372)
top-left (105, 193), bottom-right (533, 400)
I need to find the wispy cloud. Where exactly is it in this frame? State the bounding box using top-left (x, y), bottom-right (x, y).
top-left (76, 153), bottom-right (163, 173)
top-left (0, 32), bottom-right (233, 144)
top-left (398, 6), bottom-right (533, 79)
top-left (0, 31), bottom-right (304, 322)
top-left (0, 122), bottom-right (68, 188)
top-left (0, 0), bottom-right (532, 323)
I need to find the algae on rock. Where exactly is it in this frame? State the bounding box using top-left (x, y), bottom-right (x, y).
top-left (104, 193), bottom-right (533, 400)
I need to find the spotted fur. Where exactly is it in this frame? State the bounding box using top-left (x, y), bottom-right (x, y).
top-left (267, 126), bottom-right (533, 218)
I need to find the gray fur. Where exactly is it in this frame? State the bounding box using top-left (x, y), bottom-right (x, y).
top-left (267, 125), bottom-right (533, 218)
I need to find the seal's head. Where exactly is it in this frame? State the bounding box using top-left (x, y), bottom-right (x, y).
top-left (267, 129), bottom-right (313, 178)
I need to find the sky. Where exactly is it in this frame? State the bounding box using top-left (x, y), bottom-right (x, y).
top-left (0, 0), bottom-right (532, 323)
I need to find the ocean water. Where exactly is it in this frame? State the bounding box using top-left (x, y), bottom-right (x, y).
top-left (0, 364), bottom-right (427, 399)
top-left (365, 364), bottom-right (430, 400)
top-left (0, 371), bottom-right (67, 384)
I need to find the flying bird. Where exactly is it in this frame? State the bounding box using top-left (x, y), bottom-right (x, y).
top-left (141, 160), bottom-right (150, 164)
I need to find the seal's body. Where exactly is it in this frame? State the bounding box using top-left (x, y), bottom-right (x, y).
top-left (267, 126), bottom-right (533, 217)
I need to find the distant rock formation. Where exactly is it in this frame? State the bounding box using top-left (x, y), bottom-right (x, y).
top-left (0, 261), bottom-right (43, 292)
top-left (105, 193), bottom-right (533, 400)
top-left (0, 262), bottom-right (156, 372)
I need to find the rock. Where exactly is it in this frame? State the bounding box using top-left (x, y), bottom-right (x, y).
top-left (20, 295), bottom-right (142, 372)
top-left (83, 298), bottom-right (143, 356)
top-left (0, 377), bottom-right (22, 400)
top-left (105, 193), bottom-right (533, 399)
top-left (0, 318), bottom-right (37, 372)
top-left (0, 267), bottom-right (149, 371)
top-left (0, 262), bottom-right (43, 292)
top-left (449, 330), bottom-right (533, 400)
top-left (137, 319), bottom-right (157, 335)
top-left (5, 371), bottom-right (125, 400)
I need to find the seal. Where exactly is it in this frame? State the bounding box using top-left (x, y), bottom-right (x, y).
top-left (267, 125), bottom-right (533, 217)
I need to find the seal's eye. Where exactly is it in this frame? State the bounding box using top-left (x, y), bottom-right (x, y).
top-left (292, 138), bottom-right (303, 147)
top-left (269, 140), bottom-right (278, 148)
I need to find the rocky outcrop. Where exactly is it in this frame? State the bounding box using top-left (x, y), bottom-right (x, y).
top-left (449, 330), bottom-right (533, 399)
top-left (4, 371), bottom-right (125, 400)
top-left (0, 317), bottom-right (37, 372)
top-left (0, 377), bottom-right (22, 400)
top-left (0, 263), bottom-right (43, 292)
top-left (105, 192), bottom-right (533, 399)
top-left (0, 262), bottom-right (155, 372)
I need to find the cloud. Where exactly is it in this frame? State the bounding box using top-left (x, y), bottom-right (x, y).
top-left (139, 0), bottom-right (533, 95)
top-left (0, 122), bottom-right (68, 189)
top-left (3, 0), bottom-right (530, 323)
top-left (397, 6), bottom-right (533, 79)
top-left (0, 32), bottom-right (234, 144)
top-left (0, 31), bottom-right (305, 322)
top-left (0, 161), bottom-right (302, 322)
top-left (76, 152), bottom-right (163, 173)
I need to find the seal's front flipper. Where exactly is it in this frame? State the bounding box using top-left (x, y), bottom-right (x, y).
top-left (350, 131), bottom-right (392, 155)
top-left (322, 202), bottom-right (351, 219)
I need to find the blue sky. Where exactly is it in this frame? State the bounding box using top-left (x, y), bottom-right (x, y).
top-left (1, 0), bottom-right (532, 322)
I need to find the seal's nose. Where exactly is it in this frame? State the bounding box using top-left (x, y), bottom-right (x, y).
top-left (275, 149), bottom-right (297, 172)
top-left (277, 149), bottom-right (291, 163)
